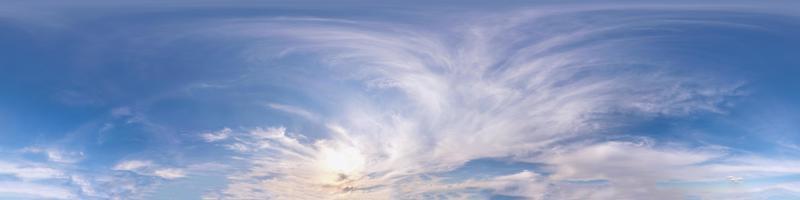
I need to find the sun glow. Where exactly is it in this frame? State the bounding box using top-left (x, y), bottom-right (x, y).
top-left (319, 145), bottom-right (366, 178)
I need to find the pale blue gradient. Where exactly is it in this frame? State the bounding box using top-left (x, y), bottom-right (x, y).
top-left (1, 1), bottom-right (800, 199)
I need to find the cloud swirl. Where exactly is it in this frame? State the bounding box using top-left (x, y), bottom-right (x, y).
top-left (2, 3), bottom-right (800, 200)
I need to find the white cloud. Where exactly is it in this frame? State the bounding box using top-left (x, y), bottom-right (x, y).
top-left (197, 7), bottom-right (761, 199)
top-left (0, 161), bottom-right (77, 199)
top-left (226, 143), bottom-right (250, 152)
top-left (201, 127), bottom-right (232, 142)
top-left (111, 160), bottom-right (189, 181)
top-left (539, 141), bottom-right (721, 199)
top-left (0, 161), bottom-right (64, 180)
top-left (20, 147), bottom-right (85, 164)
top-left (0, 181), bottom-right (75, 199)
top-left (266, 103), bottom-right (320, 122)
top-left (544, 142), bottom-right (721, 180)
top-left (0, 2), bottom-right (794, 200)
top-left (71, 175), bottom-right (98, 196)
top-left (154, 168), bottom-right (186, 179)
top-left (40, 4), bottom-right (793, 200)
top-left (113, 160), bottom-right (152, 171)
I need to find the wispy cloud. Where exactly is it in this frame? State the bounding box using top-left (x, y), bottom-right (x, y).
top-left (0, 181), bottom-right (75, 199)
top-left (186, 6), bottom-right (800, 199)
top-left (201, 127), bottom-right (232, 142)
top-left (20, 147), bottom-right (85, 164)
top-left (266, 103), bottom-right (321, 122)
top-left (113, 160), bottom-right (153, 171)
top-left (154, 168), bottom-right (186, 179)
top-left (2, 2), bottom-right (799, 200)
top-left (0, 161), bottom-right (64, 180)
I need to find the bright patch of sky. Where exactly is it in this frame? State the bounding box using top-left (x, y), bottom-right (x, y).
top-left (2, 1), bottom-right (800, 199)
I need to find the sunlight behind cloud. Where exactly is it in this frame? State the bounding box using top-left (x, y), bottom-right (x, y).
top-left (2, 1), bottom-right (800, 199)
top-left (318, 145), bottom-right (365, 178)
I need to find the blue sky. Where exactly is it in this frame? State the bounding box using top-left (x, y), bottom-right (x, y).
top-left (2, 1), bottom-right (800, 199)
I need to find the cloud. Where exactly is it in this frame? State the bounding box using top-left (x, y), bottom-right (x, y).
top-left (70, 175), bottom-right (98, 197)
top-left (17, 5), bottom-right (784, 199)
top-left (538, 141), bottom-right (721, 199)
top-left (201, 127), bottom-right (232, 142)
top-left (0, 161), bottom-right (77, 199)
top-left (3, 2), bottom-right (797, 200)
top-left (113, 160), bottom-right (153, 171)
top-left (0, 161), bottom-right (65, 180)
top-left (266, 103), bottom-right (320, 122)
top-left (112, 159), bottom-right (188, 180)
top-left (0, 181), bottom-right (75, 199)
top-left (154, 168), bottom-right (186, 179)
top-left (177, 6), bottom-right (781, 199)
top-left (544, 142), bottom-right (721, 181)
top-left (20, 147), bottom-right (85, 164)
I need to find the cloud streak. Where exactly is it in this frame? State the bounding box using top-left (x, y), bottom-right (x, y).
top-left (187, 7), bottom-right (789, 199)
top-left (3, 2), bottom-right (800, 200)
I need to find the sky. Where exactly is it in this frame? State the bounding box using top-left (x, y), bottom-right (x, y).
top-left (1, 1), bottom-right (800, 200)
